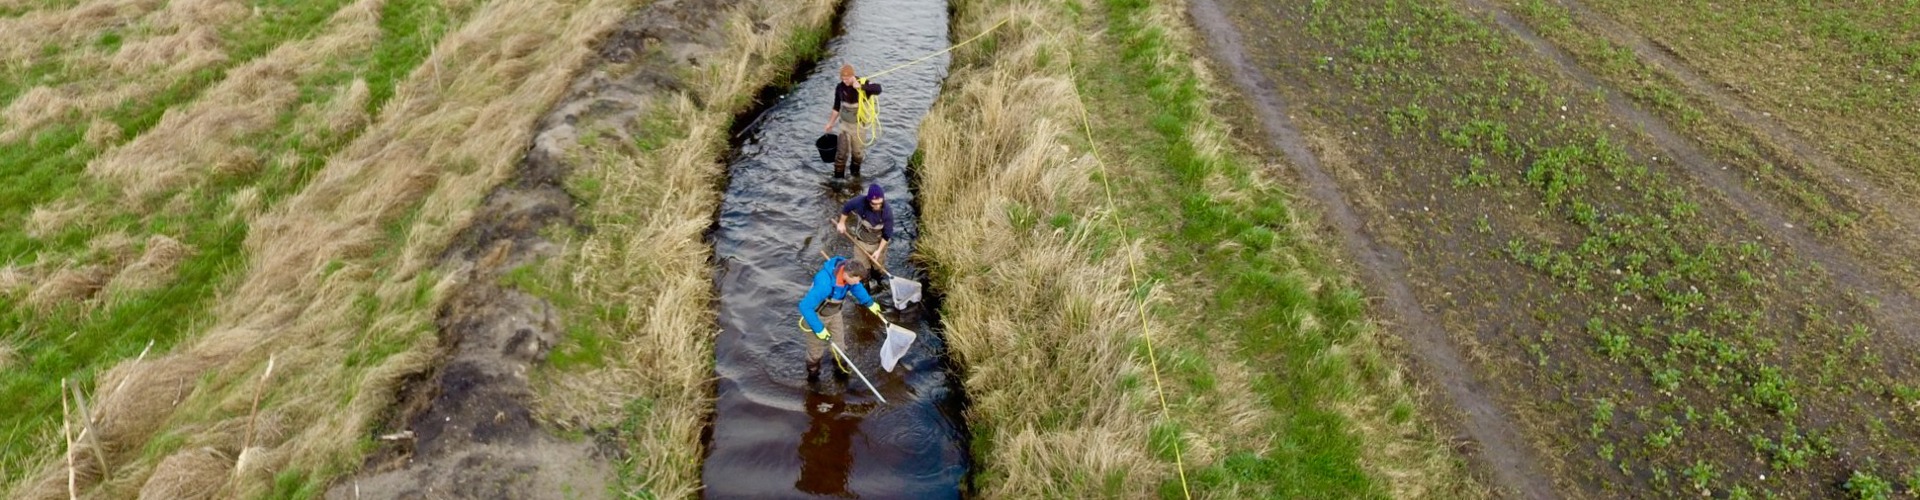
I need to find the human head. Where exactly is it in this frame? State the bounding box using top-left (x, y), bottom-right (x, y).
top-left (839, 63), bottom-right (856, 85)
top-left (866, 183), bottom-right (885, 208)
top-left (838, 259), bottom-right (869, 283)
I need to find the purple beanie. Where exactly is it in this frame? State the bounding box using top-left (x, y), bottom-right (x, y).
top-left (867, 183), bottom-right (885, 201)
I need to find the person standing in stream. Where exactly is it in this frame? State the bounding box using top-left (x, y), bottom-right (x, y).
top-left (822, 62), bottom-right (882, 178)
top-left (836, 183), bottom-right (893, 272)
top-left (797, 256), bottom-right (882, 383)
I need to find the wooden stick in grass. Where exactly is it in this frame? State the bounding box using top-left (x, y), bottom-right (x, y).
top-left (242, 354), bottom-right (276, 450)
top-left (69, 383), bottom-right (109, 478)
top-left (226, 354), bottom-right (277, 494)
top-left (106, 339), bottom-right (154, 401)
top-left (61, 379), bottom-right (74, 500)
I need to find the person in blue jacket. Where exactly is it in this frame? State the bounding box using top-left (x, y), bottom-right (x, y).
top-left (796, 256), bottom-right (882, 381)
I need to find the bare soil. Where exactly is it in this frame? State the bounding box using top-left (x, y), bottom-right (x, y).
top-left (1452, 0), bottom-right (1920, 345)
top-left (1190, 0), bottom-right (1920, 497)
top-left (1537, 0), bottom-right (1920, 246)
top-left (1187, 1), bottom-right (1556, 498)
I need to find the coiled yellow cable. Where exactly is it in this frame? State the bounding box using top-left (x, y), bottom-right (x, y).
top-left (856, 78), bottom-right (880, 146)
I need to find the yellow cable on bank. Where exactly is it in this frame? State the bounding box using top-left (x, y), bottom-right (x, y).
top-left (850, 17), bottom-right (1010, 147)
top-left (1039, 22), bottom-right (1197, 500)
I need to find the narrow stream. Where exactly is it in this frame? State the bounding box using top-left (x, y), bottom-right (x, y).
top-left (701, 0), bottom-right (966, 497)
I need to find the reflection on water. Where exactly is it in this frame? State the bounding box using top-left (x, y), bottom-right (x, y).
top-left (701, 0), bottom-right (966, 498)
top-left (795, 391), bottom-right (869, 497)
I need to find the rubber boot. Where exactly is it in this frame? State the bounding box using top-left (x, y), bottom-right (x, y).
top-left (849, 157), bottom-right (862, 178)
top-left (833, 160), bottom-right (846, 179)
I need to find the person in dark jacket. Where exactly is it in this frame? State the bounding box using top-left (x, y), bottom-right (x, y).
top-left (821, 63), bottom-right (882, 178)
top-left (836, 183), bottom-right (893, 269)
top-left (796, 256), bottom-right (880, 381)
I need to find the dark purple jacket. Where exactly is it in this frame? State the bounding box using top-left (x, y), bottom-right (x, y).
top-left (841, 195), bottom-right (894, 241)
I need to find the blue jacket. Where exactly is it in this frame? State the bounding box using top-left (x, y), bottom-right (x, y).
top-left (799, 256), bottom-right (875, 334)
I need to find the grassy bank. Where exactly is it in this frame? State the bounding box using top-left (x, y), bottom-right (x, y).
top-left (918, 0), bottom-right (1477, 496)
top-left (497, 0), bottom-right (840, 497)
top-left (1207, 0), bottom-right (1920, 496)
top-left (4, 0), bottom-right (632, 496)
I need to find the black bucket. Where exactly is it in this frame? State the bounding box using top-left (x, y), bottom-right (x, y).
top-left (815, 133), bottom-right (837, 163)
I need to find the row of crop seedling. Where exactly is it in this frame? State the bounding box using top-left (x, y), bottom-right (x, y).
top-left (1436, 104), bottom-right (1863, 493)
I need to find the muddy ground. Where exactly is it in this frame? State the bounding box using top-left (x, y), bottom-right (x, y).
top-left (328, 0), bottom-right (748, 498)
top-left (1192, 0), bottom-right (1920, 498)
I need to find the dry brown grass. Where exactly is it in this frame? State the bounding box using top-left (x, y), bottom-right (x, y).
top-left (6, 0), bottom-right (638, 496)
top-left (0, 0), bottom-right (168, 64)
top-left (24, 200), bottom-right (89, 239)
top-left (0, 265), bottom-right (34, 299)
top-left (313, 78), bottom-right (372, 139)
top-left (82, 117), bottom-right (122, 147)
top-left (87, 0), bottom-right (384, 201)
top-left (135, 447), bottom-right (228, 500)
top-left (916, 2), bottom-right (1169, 494)
top-left (101, 234), bottom-right (195, 297)
top-left (524, 0), bottom-right (836, 495)
top-left (0, 0), bottom-right (248, 142)
top-left (23, 263), bottom-right (112, 310)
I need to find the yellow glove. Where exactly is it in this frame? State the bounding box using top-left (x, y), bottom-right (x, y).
top-left (816, 328), bottom-right (832, 341)
top-left (867, 303), bottom-right (883, 317)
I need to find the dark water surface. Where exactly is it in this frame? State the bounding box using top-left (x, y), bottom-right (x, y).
top-left (701, 0), bottom-right (965, 497)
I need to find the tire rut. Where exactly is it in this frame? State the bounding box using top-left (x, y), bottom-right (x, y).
top-left (1455, 0), bottom-right (1920, 341)
top-left (1187, 1), bottom-right (1558, 498)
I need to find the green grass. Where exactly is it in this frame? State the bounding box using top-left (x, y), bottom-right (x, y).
top-left (365, 0), bottom-right (461, 113)
top-left (0, 0), bottom-right (474, 485)
top-left (1058, 0), bottom-right (1465, 497)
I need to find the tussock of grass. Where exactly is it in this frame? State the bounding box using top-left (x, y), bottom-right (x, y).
top-left (5, 0), bottom-right (633, 496)
top-left (100, 234), bottom-right (194, 296)
top-left (23, 200), bottom-right (88, 239)
top-left (0, 266), bottom-right (31, 298)
top-left (133, 446), bottom-right (226, 499)
top-left (23, 263), bottom-right (111, 310)
top-left (516, 0), bottom-right (837, 496)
